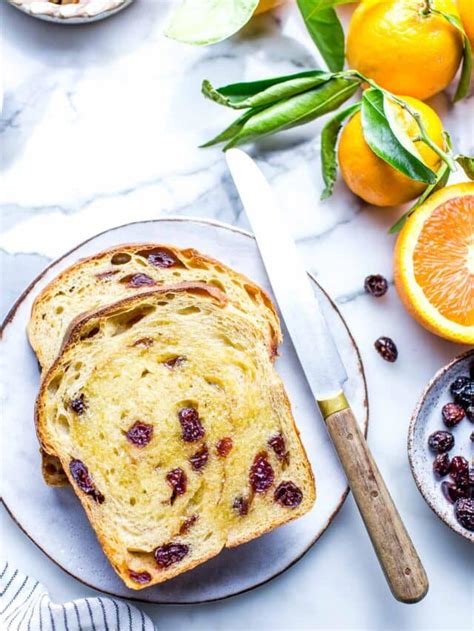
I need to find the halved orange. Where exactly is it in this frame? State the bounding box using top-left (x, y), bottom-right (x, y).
top-left (394, 182), bottom-right (474, 344)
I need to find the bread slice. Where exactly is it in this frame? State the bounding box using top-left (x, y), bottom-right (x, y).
top-left (36, 284), bottom-right (315, 589)
top-left (28, 243), bottom-right (281, 486)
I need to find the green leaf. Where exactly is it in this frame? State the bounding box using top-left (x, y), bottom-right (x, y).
top-left (199, 108), bottom-right (261, 147)
top-left (389, 163), bottom-right (450, 233)
top-left (456, 155), bottom-right (474, 180)
top-left (202, 70), bottom-right (331, 109)
top-left (361, 89), bottom-right (437, 185)
top-left (297, 1), bottom-right (346, 71)
top-left (320, 102), bottom-right (361, 200)
top-left (165, 0), bottom-right (259, 46)
top-left (221, 76), bottom-right (360, 149)
top-left (435, 11), bottom-right (472, 102)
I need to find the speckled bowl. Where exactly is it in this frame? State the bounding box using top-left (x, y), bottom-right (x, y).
top-left (7, 0), bottom-right (134, 24)
top-left (408, 350), bottom-right (473, 543)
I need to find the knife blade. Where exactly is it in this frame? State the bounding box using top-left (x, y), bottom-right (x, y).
top-left (226, 148), bottom-right (429, 604)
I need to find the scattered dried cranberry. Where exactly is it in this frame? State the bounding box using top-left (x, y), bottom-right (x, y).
top-left (441, 481), bottom-right (469, 503)
top-left (189, 445), bottom-right (209, 471)
top-left (449, 456), bottom-right (469, 484)
top-left (427, 430), bottom-right (454, 453)
top-left (249, 452), bottom-right (274, 493)
top-left (274, 481), bottom-right (303, 508)
top-left (132, 337), bottom-right (154, 348)
top-left (163, 356), bottom-right (186, 370)
top-left (179, 407), bottom-right (205, 442)
top-left (154, 543), bottom-right (189, 568)
top-left (166, 468), bottom-right (187, 504)
top-left (129, 570), bottom-right (152, 585)
top-left (69, 459), bottom-right (104, 504)
top-left (450, 377), bottom-right (474, 408)
top-left (433, 453), bottom-right (450, 477)
top-left (70, 394), bottom-right (87, 415)
top-left (111, 252), bottom-right (131, 265)
top-left (466, 405), bottom-right (474, 422)
top-left (442, 403), bottom-right (465, 427)
top-left (233, 496), bottom-right (249, 516)
top-left (126, 421), bottom-right (154, 447)
top-left (374, 337), bottom-right (398, 362)
top-left (364, 274), bottom-right (388, 297)
top-left (454, 498), bottom-right (474, 531)
top-left (179, 514), bottom-right (198, 535)
top-left (216, 437), bottom-right (233, 458)
top-left (120, 273), bottom-right (156, 288)
top-left (268, 433), bottom-right (289, 463)
top-left (137, 248), bottom-right (180, 269)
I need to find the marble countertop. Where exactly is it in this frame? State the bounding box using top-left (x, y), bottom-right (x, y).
top-left (1, 1), bottom-right (473, 629)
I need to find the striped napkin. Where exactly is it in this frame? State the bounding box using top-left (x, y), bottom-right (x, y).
top-left (0, 561), bottom-right (156, 631)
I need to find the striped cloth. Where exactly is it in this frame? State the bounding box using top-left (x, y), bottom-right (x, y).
top-left (0, 562), bottom-right (156, 631)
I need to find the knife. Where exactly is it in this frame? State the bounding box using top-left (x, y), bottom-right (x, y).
top-left (226, 148), bottom-right (428, 604)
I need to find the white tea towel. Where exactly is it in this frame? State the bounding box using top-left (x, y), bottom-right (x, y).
top-left (0, 561), bottom-right (156, 631)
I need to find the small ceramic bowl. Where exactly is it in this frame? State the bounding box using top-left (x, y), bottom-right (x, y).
top-left (408, 349), bottom-right (473, 543)
top-left (7, 0), bottom-right (134, 24)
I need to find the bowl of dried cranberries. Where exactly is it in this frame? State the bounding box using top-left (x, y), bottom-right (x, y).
top-left (408, 349), bottom-right (474, 542)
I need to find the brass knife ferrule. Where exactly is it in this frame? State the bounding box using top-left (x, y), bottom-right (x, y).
top-left (317, 392), bottom-right (349, 420)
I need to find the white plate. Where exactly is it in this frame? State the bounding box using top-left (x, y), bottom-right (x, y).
top-left (1, 218), bottom-right (368, 604)
top-left (408, 350), bottom-right (473, 543)
top-left (7, 0), bottom-right (134, 24)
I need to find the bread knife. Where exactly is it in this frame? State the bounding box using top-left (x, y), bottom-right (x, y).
top-left (225, 148), bottom-right (428, 604)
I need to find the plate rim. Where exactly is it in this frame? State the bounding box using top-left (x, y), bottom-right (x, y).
top-left (1, 216), bottom-right (369, 604)
top-left (407, 348), bottom-right (474, 544)
top-left (6, 0), bottom-right (134, 24)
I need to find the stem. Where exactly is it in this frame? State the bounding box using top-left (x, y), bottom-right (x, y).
top-left (420, 0), bottom-right (432, 17)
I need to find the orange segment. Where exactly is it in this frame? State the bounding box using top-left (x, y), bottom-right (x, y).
top-left (394, 182), bottom-right (474, 344)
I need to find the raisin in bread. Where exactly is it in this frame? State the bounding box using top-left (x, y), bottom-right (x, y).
top-left (28, 243), bottom-right (281, 486)
top-left (36, 284), bottom-right (315, 589)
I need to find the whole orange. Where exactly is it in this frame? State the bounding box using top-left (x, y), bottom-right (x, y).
top-left (254, 0), bottom-right (287, 15)
top-left (457, 0), bottom-right (474, 46)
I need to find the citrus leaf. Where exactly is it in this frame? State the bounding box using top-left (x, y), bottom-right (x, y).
top-left (389, 163), bottom-right (450, 233)
top-left (165, 0), bottom-right (259, 46)
top-left (200, 108), bottom-right (261, 147)
top-left (222, 77), bottom-right (359, 149)
top-left (202, 71), bottom-right (331, 109)
top-left (435, 11), bottom-right (472, 102)
top-left (361, 89), bottom-right (437, 185)
top-left (320, 102), bottom-right (361, 200)
top-left (456, 155), bottom-right (474, 180)
top-left (297, 1), bottom-right (345, 71)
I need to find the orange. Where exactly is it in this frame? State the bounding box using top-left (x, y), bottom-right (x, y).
top-left (394, 182), bottom-right (474, 344)
top-left (338, 95), bottom-right (445, 207)
top-left (254, 0), bottom-right (287, 15)
top-left (346, 0), bottom-right (464, 100)
top-left (458, 0), bottom-right (474, 46)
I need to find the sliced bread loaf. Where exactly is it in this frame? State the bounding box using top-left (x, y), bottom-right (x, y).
top-left (36, 284), bottom-right (315, 589)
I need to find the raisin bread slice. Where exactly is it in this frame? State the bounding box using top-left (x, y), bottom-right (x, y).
top-left (36, 284), bottom-right (315, 589)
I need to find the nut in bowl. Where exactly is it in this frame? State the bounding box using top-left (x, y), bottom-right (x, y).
top-left (408, 349), bottom-right (474, 542)
top-left (8, 0), bottom-right (134, 23)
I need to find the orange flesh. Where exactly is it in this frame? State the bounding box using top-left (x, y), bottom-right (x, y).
top-left (413, 195), bottom-right (474, 326)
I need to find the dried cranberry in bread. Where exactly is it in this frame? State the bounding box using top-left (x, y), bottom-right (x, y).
top-left (36, 284), bottom-right (315, 589)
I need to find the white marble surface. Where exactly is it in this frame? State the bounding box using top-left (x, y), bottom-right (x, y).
top-left (1, 1), bottom-right (473, 629)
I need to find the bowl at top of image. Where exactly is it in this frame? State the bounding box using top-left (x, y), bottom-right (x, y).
top-left (7, 0), bottom-right (134, 23)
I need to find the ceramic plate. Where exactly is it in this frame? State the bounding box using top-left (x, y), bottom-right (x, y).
top-left (7, 0), bottom-right (134, 24)
top-left (1, 218), bottom-right (368, 603)
top-left (408, 349), bottom-right (473, 543)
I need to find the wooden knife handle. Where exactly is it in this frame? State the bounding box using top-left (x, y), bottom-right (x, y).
top-left (325, 405), bottom-right (429, 603)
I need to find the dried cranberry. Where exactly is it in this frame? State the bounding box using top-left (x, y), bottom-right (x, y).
top-left (454, 498), bottom-right (474, 531)
top-left (96, 270), bottom-right (119, 280)
top-left (442, 403), bottom-right (465, 427)
top-left (432, 453), bottom-right (450, 477)
top-left (249, 452), bottom-right (274, 493)
top-left (364, 274), bottom-right (388, 297)
top-left (126, 421), bottom-right (154, 447)
top-left (471, 432), bottom-right (474, 442)
top-left (274, 481), bottom-right (303, 508)
top-left (129, 570), bottom-right (152, 584)
top-left (179, 514), bottom-right (198, 535)
top-left (166, 468), bottom-right (187, 504)
top-left (111, 252), bottom-right (131, 265)
top-left (189, 445), bottom-right (209, 471)
top-left (163, 356), bottom-right (186, 369)
top-left (120, 273), bottom-right (156, 288)
top-left (268, 433), bottom-right (289, 462)
top-left (69, 459), bottom-right (104, 504)
top-left (216, 437), bottom-right (233, 458)
top-left (132, 337), bottom-right (154, 348)
top-left (441, 481), bottom-right (469, 503)
top-left (179, 407), bottom-right (205, 442)
top-left (449, 456), bottom-right (469, 484)
top-left (374, 337), bottom-right (398, 362)
top-left (70, 394), bottom-right (87, 415)
top-left (427, 430), bottom-right (454, 453)
top-left (137, 248), bottom-right (180, 269)
top-left (154, 543), bottom-right (189, 568)
top-left (233, 496), bottom-right (249, 516)
top-left (466, 405), bottom-right (474, 422)
top-left (450, 377), bottom-right (474, 408)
